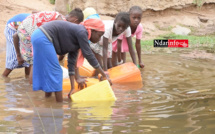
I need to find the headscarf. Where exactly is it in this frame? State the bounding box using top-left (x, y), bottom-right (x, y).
top-left (80, 18), bottom-right (105, 39)
top-left (77, 18), bottom-right (105, 67)
top-left (83, 7), bottom-right (97, 20)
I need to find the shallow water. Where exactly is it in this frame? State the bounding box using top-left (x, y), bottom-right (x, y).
top-left (0, 51), bottom-right (215, 134)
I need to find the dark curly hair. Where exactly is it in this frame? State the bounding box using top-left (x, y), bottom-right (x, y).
top-left (68, 8), bottom-right (84, 23)
top-left (114, 12), bottom-right (130, 27)
top-left (129, 6), bottom-right (143, 14)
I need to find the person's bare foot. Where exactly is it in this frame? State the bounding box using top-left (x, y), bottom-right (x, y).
top-left (55, 91), bottom-right (63, 102)
top-left (45, 92), bottom-right (52, 98)
top-left (1, 75), bottom-right (11, 83)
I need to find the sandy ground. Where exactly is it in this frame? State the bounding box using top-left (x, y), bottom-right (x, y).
top-left (140, 4), bottom-right (215, 40)
top-left (0, 0), bottom-right (54, 49)
top-left (1, 0), bottom-right (215, 43)
top-left (0, 0), bottom-right (215, 67)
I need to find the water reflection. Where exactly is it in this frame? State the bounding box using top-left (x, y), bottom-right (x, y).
top-left (65, 101), bottom-right (115, 133)
top-left (1, 52), bottom-right (215, 133)
top-left (32, 108), bottom-right (64, 134)
top-left (71, 101), bottom-right (115, 121)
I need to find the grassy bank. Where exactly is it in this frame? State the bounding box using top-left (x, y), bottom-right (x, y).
top-left (49, 0), bottom-right (55, 4)
top-left (140, 33), bottom-right (215, 53)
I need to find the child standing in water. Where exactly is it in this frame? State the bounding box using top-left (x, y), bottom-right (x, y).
top-left (2, 13), bottom-right (31, 77)
top-left (112, 6), bottom-right (144, 68)
top-left (90, 12), bottom-right (137, 71)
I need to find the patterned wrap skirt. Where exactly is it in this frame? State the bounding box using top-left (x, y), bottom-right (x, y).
top-left (17, 23), bottom-right (33, 65)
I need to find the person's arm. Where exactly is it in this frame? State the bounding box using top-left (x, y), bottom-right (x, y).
top-left (135, 39), bottom-right (144, 68)
top-left (96, 66), bottom-right (111, 82)
top-left (126, 36), bottom-right (137, 65)
top-left (68, 75), bottom-right (76, 97)
top-left (67, 51), bottom-right (78, 96)
top-left (117, 39), bottom-right (122, 62)
top-left (13, 33), bottom-right (24, 65)
top-left (77, 29), bottom-right (112, 84)
top-left (102, 37), bottom-right (109, 71)
top-left (58, 55), bottom-right (65, 61)
top-left (74, 51), bottom-right (87, 89)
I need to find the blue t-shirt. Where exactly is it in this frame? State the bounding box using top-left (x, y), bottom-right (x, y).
top-left (7, 13), bottom-right (30, 24)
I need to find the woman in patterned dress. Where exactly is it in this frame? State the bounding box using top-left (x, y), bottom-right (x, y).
top-left (13, 9), bottom-right (83, 84)
top-left (2, 13), bottom-right (31, 77)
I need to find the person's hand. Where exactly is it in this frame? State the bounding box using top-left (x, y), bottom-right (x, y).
top-left (102, 75), bottom-right (112, 85)
top-left (139, 62), bottom-right (145, 68)
top-left (98, 71), bottom-right (109, 81)
top-left (76, 76), bottom-right (87, 89)
top-left (17, 55), bottom-right (24, 65)
top-left (99, 72), bottom-right (112, 85)
top-left (68, 89), bottom-right (75, 98)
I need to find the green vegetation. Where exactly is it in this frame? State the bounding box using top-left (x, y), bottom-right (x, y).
top-left (193, 0), bottom-right (205, 8)
top-left (161, 33), bottom-right (215, 46)
top-left (67, 4), bottom-right (72, 13)
top-left (49, 0), bottom-right (55, 4)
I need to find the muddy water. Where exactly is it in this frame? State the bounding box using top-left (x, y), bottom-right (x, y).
top-left (0, 51), bottom-right (215, 134)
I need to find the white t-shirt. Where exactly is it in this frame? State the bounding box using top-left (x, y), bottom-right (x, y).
top-left (98, 20), bottom-right (131, 45)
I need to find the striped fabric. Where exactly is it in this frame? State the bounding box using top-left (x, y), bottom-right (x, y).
top-left (4, 25), bottom-right (29, 70)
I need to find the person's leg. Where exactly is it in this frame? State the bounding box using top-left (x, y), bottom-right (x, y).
top-left (29, 65), bottom-right (33, 84)
top-left (111, 51), bottom-right (118, 67)
top-left (55, 91), bottom-right (63, 102)
top-left (25, 67), bottom-right (30, 76)
top-left (3, 26), bottom-right (16, 77)
top-left (122, 52), bottom-right (126, 63)
top-left (107, 58), bottom-right (112, 69)
top-left (2, 69), bottom-right (12, 77)
top-left (107, 43), bottom-right (112, 69)
top-left (94, 52), bottom-right (103, 67)
top-left (93, 52), bottom-right (103, 76)
top-left (45, 92), bottom-right (52, 97)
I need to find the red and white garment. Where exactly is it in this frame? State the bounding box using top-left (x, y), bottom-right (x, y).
top-left (21, 11), bottom-right (66, 36)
